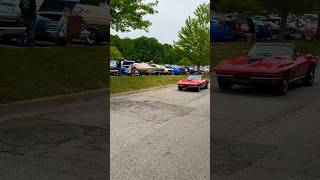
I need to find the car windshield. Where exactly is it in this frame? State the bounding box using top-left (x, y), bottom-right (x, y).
top-left (187, 75), bottom-right (202, 81)
top-left (248, 44), bottom-right (294, 59)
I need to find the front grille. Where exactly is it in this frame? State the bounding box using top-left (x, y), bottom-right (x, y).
top-left (236, 75), bottom-right (250, 82)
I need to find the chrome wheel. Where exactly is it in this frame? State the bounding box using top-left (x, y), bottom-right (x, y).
top-left (86, 29), bottom-right (99, 45)
top-left (281, 79), bottom-right (288, 94)
top-left (276, 75), bottom-right (289, 96)
top-left (303, 65), bottom-right (315, 86)
top-left (309, 72), bottom-right (315, 84)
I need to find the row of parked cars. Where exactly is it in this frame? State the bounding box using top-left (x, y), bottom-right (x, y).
top-left (0, 0), bottom-right (109, 45)
top-left (109, 60), bottom-right (210, 76)
top-left (211, 14), bottom-right (318, 42)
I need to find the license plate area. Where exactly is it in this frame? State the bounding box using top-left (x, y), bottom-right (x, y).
top-left (235, 75), bottom-right (250, 83)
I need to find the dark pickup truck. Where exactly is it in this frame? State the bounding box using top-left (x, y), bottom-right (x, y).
top-left (0, 0), bottom-right (80, 44)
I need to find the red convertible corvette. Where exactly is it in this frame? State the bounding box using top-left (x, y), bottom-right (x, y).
top-left (177, 74), bottom-right (209, 92)
top-left (214, 43), bottom-right (317, 95)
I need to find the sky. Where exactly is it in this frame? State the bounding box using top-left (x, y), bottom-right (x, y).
top-left (110, 0), bottom-right (209, 45)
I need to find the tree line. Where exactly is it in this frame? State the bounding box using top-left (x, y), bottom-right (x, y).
top-left (110, 35), bottom-right (194, 65)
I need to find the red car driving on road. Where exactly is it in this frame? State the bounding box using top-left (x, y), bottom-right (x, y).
top-left (214, 43), bottom-right (317, 95)
top-left (177, 74), bottom-right (209, 92)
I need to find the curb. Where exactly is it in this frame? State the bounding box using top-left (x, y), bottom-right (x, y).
top-left (110, 84), bottom-right (176, 99)
top-left (0, 88), bottom-right (107, 108)
top-left (0, 88), bottom-right (107, 121)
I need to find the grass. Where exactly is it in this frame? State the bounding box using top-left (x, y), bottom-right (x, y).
top-left (213, 41), bottom-right (320, 67)
top-left (110, 75), bottom-right (186, 94)
top-left (0, 46), bottom-right (107, 103)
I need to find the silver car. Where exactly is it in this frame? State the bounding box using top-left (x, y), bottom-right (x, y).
top-left (0, 0), bottom-right (25, 42)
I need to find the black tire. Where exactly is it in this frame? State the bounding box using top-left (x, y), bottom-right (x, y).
top-left (276, 73), bottom-right (289, 96)
top-left (302, 65), bottom-right (315, 86)
top-left (86, 28), bottom-right (100, 45)
top-left (218, 79), bottom-right (233, 90)
top-left (196, 86), bottom-right (201, 92)
top-left (204, 83), bottom-right (208, 89)
top-left (178, 87), bottom-right (183, 91)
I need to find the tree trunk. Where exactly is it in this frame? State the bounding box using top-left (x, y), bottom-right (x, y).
top-left (279, 9), bottom-right (288, 41)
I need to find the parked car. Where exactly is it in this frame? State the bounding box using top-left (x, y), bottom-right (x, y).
top-left (177, 74), bottom-right (209, 92)
top-left (211, 18), bottom-right (235, 42)
top-left (72, 4), bottom-right (109, 45)
top-left (303, 25), bottom-right (317, 41)
top-left (150, 64), bottom-right (166, 75)
top-left (214, 43), bottom-right (317, 95)
top-left (0, 0), bottom-right (25, 42)
top-left (164, 66), bottom-right (174, 75)
top-left (254, 21), bottom-right (272, 40)
top-left (39, 0), bottom-right (89, 44)
top-left (109, 60), bottom-right (118, 75)
top-left (188, 66), bottom-right (199, 74)
top-left (134, 63), bottom-right (156, 75)
top-left (261, 17), bottom-right (280, 39)
top-left (0, 0), bottom-right (80, 44)
top-left (199, 66), bottom-right (210, 74)
top-left (171, 65), bottom-right (183, 75)
top-left (121, 60), bottom-right (135, 75)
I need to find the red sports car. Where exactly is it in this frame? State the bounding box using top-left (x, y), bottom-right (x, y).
top-left (214, 43), bottom-right (317, 95)
top-left (177, 74), bottom-right (209, 92)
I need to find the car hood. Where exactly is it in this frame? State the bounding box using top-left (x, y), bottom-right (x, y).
top-left (178, 79), bottom-right (202, 84)
top-left (214, 56), bottom-right (294, 74)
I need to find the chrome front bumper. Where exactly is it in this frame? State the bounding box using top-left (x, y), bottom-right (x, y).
top-left (0, 27), bottom-right (26, 36)
top-left (215, 73), bottom-right (282, 84)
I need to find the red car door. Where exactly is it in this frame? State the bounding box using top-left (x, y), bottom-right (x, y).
top-left (292, 56), bottom-right (310, 79)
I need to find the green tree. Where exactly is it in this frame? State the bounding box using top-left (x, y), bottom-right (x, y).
top-left (178, 57), bottom-right (192, 66)
top-left (117, 38), bottom-right (136, 59)
top-left (110, 0), bottom-right (158, 32)
top-left (175, 3), bottom-right (210, 67)
top-left (134, 36), bottom-right (164, 62)
top-left (110, 46), bottom-right (124, 60)
top-left (110, 35), bottom-right (190, 65)
top-left (162, 45), bottom-right (186, 65)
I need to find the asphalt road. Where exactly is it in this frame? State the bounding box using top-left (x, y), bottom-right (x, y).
top-left (110, 86), bottom-right (210, 179)
top-left (0, 95), bottom-right (107, 180)
top-left (212, 66), bottom-right (320, 179)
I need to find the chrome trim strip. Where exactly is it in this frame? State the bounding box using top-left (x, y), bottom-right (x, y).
top-left (250, 77), bottom-right (282, 80)
top-left (289, 75), bottom-right (307, 82)
top-left (215, 74), bottom-right (234, 78)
